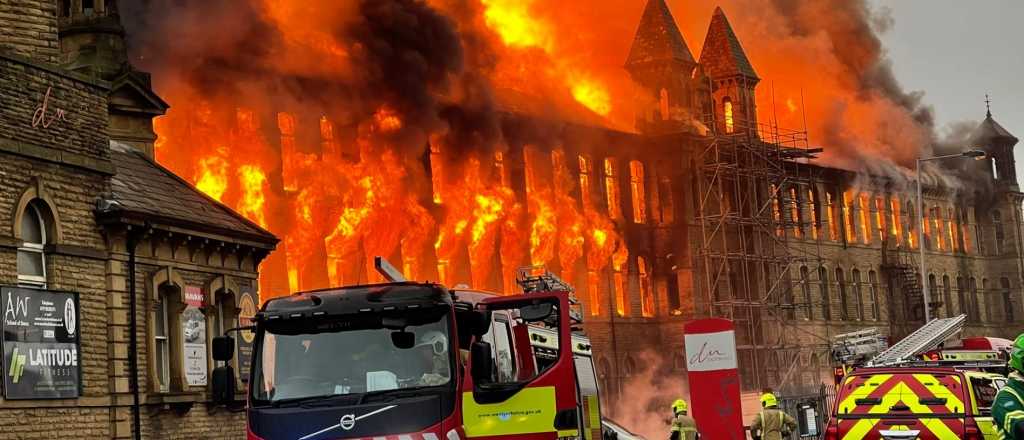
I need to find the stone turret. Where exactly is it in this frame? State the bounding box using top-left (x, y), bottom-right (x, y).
top-left (699, 7), bottom-right (759, 135)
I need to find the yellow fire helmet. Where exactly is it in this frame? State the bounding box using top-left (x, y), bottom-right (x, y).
top-left (760, 392), bottom-right (778, 408)
top-left (671, 399), bottom-right (687, 413)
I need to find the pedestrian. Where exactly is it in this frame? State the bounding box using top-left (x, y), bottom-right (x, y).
top-left (994, 334), bottom-right (1024, 439)
top-left (669, 398), bottom-right (699, 440)
top-left (750, 392), bottom-right (796, 440)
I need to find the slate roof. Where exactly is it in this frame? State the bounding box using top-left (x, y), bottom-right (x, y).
top-left (625, 0), bottom-right (696, 68)
top-left (105, 141), bottom-right (278, 245)
top-left (972, 115), bottom-right (1019, 145)
top-left (698, 7), bottom-right (758, 80)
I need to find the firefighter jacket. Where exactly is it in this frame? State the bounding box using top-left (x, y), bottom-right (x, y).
top-left (995, 372), bottom-right (1024, 439)
top-left (669, 414), bottom-right (698, 440)
top-left (750, 408), bottom-right (796, 440)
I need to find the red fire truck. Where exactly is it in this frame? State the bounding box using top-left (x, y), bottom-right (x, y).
top-left (212, 259), bottom-right (590, 440)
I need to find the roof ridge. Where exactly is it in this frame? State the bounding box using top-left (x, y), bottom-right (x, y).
top-left (698, 6), bottom-right (758, 80)
top-left (625, 0), bottom-right (696, 68)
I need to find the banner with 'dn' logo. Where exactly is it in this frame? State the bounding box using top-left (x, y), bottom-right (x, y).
top-left (684, 319), bottom-right (744, 440)
top-left (1, 287), bottom-right (81, 399)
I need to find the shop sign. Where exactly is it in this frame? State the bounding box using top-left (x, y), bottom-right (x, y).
top-left (237, 286), bottom-right (257, 382)
top-left (183, 286), bottom-right (207, 386)
top-left (1, 287), bottom-right (81, 399)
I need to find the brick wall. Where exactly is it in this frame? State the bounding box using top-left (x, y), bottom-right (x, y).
top-left (0, 0), bottom-right (59, 64)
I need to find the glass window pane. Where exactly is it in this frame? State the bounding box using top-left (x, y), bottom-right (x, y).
top-left (17, 250), bottom-right (44, 277)
top-left (156, 340), bottom-right (168, 389)
top-left (20, 205), bottom-right (43, 244)
top-left (155, 303), bottom-right (166, 337)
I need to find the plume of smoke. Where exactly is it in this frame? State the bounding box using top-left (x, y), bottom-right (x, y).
top-left (608, 351), bottom-right (688, 440)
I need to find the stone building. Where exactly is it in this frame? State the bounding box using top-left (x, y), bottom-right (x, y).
top-left (0, 1), bottom-right (276, 438)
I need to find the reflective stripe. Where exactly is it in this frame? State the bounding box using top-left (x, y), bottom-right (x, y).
top-left (912, 373), bottom-right (964, 413)
top-left (1003, 410), bottom-right (1024, 433)
top-left (838, 374), bottom-right (893, 414)
top-left (1003, 385), bottom-right (1024, 404)
top-left (423, 434), bottom-right (439, 440)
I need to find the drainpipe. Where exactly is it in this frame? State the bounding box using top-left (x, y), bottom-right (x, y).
top-left (127, 223), bottom-right (150, 440)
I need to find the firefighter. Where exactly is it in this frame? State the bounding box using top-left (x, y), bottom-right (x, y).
top-left (669, 399), bottom-right (699, 440)
top-left (994, 333), bottom-right (1024, 439)
top-left (750, 392), bottom-right (796, 440)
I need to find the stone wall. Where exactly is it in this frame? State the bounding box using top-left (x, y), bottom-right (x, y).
top-left (0, 0), bottom-right (59, 64)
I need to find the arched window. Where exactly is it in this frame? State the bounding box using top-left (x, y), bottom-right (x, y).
top-left (17, 201), bottom-right (50, 287)
top-left (836, 268), bottom-right (849, 320)
top-left (1002, 278), bottom-right (1014, 322)
top-left (723, 97), bottom-right (734, 133)
top-left (154, 284), bottom-right (184, 392)
top-left (638, 256), bottom-right (653, 317)
top-left (969, 277), bottom-right (979, 322)
top-left (800, 266), bottom-right (812, 320)
top-left (659, 88), bottom-right (669, 121)
top-left (975, 207), bottom-right (986, 254)
top-left (819, 267), bottom-right (831, 320)
top-left (942, 275), bottom-right (952, 318)
top-left (852, 269), bottom-right (864, 320)
top-left (868, 270), bottom-right (880, 320)
top-left (578, 155), bottom-right (592, 209)
top-left (604, 158), bottom-right (622, 220)
top-left (211, 290), bottom-right (238, 340)
top-left (629, 160), bottom-right (647, 224)
top-left (906, 201), bottom-right (917, 249)
top-left (623, 357), bottom-right (636, 377)
top-left (956, 276), bottom-right (966, 317)
top-left (993, 211), bottom-right (1005, 255)
top-left (928, 274), bottom-right (938, 318)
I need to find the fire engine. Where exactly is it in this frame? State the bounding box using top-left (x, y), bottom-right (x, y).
top-left (825, 315), bottom-right (1009, 440)
top-left (210, 258), bottom-right (593, 440)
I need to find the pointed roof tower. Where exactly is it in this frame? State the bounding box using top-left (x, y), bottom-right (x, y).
top-left (625, 0), bottom-right (696, 68)
top-left (972, 95), bottom-right (1018, 145)
top-left (699, 7), bottom-right (758, 80)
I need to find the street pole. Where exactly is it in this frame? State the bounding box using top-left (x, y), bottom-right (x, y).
top-left (917, 158), bottom-right (930, 323)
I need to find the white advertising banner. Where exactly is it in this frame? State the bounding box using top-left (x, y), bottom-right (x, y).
top-left (684, 329), bottom-right (738, 372)
top-left (183, 286), bottom-right (207, 386)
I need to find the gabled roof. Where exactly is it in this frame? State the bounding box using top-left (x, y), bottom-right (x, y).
top-left (103, 141), bottom-right (278, 246)
top-left (698, 7), bottom-right (758, 80)
top-left (625, 0), bottom-right (696, 68)
top-left (108, 70), bottom-right (169, 115)
top-left (972, 115), bottom-right (1019, 146)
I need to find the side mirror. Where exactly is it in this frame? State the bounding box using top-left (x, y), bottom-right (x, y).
top-left (519, 303), bottom-right (554, 322)
top-left (213, 335), bottom-right (235, 362)
top-left (212, 365), bottom-right (236, 405)
top-left (391, 330), bottom-right (416, 349)
top-left (471, 341), bottom-right (493, 384)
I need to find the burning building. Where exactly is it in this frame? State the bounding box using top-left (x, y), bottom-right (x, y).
top-left (123, 0), bottom-right (1021, 417)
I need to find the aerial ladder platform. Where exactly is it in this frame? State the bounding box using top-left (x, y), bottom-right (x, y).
top-left (867, 315), bottom-right (967, 367)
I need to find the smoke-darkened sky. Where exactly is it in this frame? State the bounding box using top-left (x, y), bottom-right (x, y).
top-left (869, 0), bottom-right (1024, 183)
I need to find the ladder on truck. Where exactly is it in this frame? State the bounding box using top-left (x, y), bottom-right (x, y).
top-left (867, 314), bottom-right (967, 366)
top-left (516, 266), bottom-right (583, 326)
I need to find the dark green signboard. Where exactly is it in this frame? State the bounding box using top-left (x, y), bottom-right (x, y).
top-left (2, 287), bottom-right (81, 399)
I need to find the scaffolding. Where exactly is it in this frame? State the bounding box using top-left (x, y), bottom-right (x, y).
top-left (694, 111), bottom-right (824, 391)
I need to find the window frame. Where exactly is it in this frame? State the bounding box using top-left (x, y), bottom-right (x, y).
top-left (17, 203), bottom-right (48, 288)
top-left (154, 295), bottom-right (171, 393)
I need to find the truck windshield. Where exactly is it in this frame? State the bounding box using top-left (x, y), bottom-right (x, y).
top-left (251, 308), bottom-right (452, 404)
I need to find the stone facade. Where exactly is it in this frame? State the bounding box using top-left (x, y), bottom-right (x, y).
top-left (0, 1), bottom-right (277, 439)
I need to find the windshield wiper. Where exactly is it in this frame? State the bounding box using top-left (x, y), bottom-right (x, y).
top-left (267, 394), bottom-right (340, 408)
top-left (357, 386), bottom-right (443, 405)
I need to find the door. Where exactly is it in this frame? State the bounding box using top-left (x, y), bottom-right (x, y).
top-left (462, 293), bottom-right (578, 440)
top-left (969, 375), bottom-right (1002, 440)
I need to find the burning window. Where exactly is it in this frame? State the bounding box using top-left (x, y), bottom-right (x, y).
top-left (604, 158), bottom-right (622, 220)
top-left (842, 191), bottom-right (855, 244)
top-left (638, 256), bottom-right (653, 317)
top-left (612, 245), bottom-right (628, 317)
top-left (578, 155), bottom-right (592, 208)
top-left (858, 193), bottom-right (871, 245)
top-left (429, 142), bottom-right (443, 204)
top-left (277, 112), bottom-right (298, 192)
top-left (807, 188), bottom-right (819, 240)
top-left (890, 197), bottom-right (903, 246)
top-left (495, 151), bottom-right (508, 188)
top-left (906, 202), bottom-right (917, 249)
top-left (629, 160), bottom-right (647, 224)
top-left (659, 88), bottom-right (669, 121)
top-left (723, 97), bottom-right (734, 133)
top-left (960, 209), bottom-right (971, 254)
top-left (320, 116), bottom-right (340, 159)
top-left (789, 187), bottom-right (802, 238)
top-left (922, 206), bottom-right (931, 251)
top-left (874, 196), bottom-right (885, 243)
top-left (587, 271), bottom-right (601, 316)
top-left (947, 208), bottom-right (958, 253)
top-left (975, 207), bottom-right (985, 254)
top-left (932, 206), bottom-right (945, 251)
top-left (826, 192), bottom-right (838, 242)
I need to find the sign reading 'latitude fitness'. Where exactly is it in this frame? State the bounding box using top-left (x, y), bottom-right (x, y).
top-left (1, 287), bottom-right (81, 399)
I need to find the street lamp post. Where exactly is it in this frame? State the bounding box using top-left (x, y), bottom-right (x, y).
top-left (916, 149), bottom-right (986, 323)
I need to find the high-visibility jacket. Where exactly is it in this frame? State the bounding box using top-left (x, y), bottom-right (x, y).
top-left (669, 413), bottom-right (698, 440)
top-left (994, 373), bottom-right (1024, 439)
top-left (750, 408), bottom-right (796, 440)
